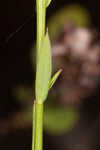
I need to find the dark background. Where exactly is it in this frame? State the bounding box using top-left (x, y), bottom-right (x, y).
top-left (0, 0), bottom-right (100, 150)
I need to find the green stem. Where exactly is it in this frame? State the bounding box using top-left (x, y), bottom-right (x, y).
top-left (36, 0), bottom-right (46, 65)
top-left (32, 102), bottom-right (43, 150)
top-left (35, 102), bottom-right (43, 150)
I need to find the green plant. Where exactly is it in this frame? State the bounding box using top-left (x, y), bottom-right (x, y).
top-left (32, 0), bottom-right (61, 150)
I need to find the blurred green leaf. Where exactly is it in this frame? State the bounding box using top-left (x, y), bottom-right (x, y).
top-left (44, 106), bottom-right (79, 135)
top-left (35, 32), bottom-right (52, 102)
top-left (48, 4), bottom-right (91, 41)
top-left (13, 85), bottom-right (32, 105)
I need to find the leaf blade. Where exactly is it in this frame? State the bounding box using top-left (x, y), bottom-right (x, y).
top-left (49, 69), bottom-right (62, 90)
top-left (35, 32), bottom-right (52, 103)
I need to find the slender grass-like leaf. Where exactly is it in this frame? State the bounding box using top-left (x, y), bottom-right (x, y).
top-left (49, 69), bottom-right (62, 90)
top-left (35, 32), bottom-right (52, 103)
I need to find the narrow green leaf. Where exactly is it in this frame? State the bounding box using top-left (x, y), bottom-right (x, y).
top-left (35, 32), bottom-right (52, 103)
top-left (45, 0), bottom-right (52, 8)
top-left (49, 69), bottom-right (62, 90)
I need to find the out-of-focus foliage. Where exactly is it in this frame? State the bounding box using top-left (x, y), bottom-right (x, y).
top-left (13, 85), bottom-right (33, 106)
top-left (44, 105), bottom-right (78, 135)
top-left (48, 4), bottom-right (91, 41)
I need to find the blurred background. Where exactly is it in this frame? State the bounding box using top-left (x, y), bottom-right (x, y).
top-left (1, 0), bottom-right (100, 150)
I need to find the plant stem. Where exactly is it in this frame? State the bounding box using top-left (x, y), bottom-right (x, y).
top-left (32, 0), bottom-right (61, 149)
top-left (36, 0), bottom-right (46, 65)
top-left (32, 0), bottom-right (46, 150)
top-left (36, 102), bottom-right (43, 150)
top-left (32, 102), bottom-right (44, 150)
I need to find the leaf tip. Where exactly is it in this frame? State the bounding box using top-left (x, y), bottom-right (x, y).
top-left (48, 69), bottom-right (62, 90)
